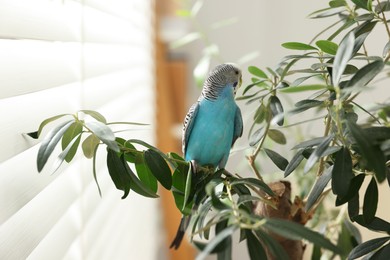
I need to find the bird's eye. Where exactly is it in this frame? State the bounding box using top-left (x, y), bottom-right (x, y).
top-left (233, 82), bottom-right (238, 87)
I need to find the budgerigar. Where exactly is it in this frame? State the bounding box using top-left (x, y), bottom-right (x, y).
top-left (170, 63), bottom-right (243, 249)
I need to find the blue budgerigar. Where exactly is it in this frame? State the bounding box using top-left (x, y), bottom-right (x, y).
top-left (170, 63), bottom-right (243, 249)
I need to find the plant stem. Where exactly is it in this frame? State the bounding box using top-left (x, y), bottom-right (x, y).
top-left (376, 0), bottom-right (390, 62)
top-left (225, 181), bottom-right (241, 220)
top-left (377, 0), bottom-right (390, 39)
top-left (316, 111), bottom-right (332, 177)
top-left (247, 119), bottom-right (271, 181)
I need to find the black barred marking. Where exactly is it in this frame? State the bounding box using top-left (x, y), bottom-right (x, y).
top-left (182, 102), bottom-right (199, 154)
top-left (201, 63), bottom-right (242, 101)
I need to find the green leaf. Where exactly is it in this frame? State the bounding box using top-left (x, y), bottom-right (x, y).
top-left (80, 110), bottom-right (107, 124)
top-left (355, 13), bottom-right (375, 21)
top-left (182, 163), bottom-right (192, 212)
top-left (82, 134), bottom-right (100, 159)
top-left (267, 129), bottom-right (287, 145)
top-left (347, 122), bottom-right (387, 182)
top-left (249, 127), bottom-right (264, 147)
top-left (213, 220), bottom-right (233, 258)
top-left (253, 103), bottom-right (267, 124)
top-left (336, 173), bottom-right (365, 207)
top-left (61, 121), bottom-right (83, 162)
top-left (328, 19), bottom-right (356, 41)
top-left (37, 120), bottom-right (74, 172)
top-left (230, 178), bottom-right (274, 197)
top-left (264, 148), bottom-right (289, 171)
top-left (51, 133), bottom-right (82, 173)
top-left (121, 141), bottom-right (140, 163)
top-left (171, 162), bottom-right (191, 214)
top-left (30, 114), bottom-right (72, 139)
top-left (362, 127), bottom-right (390, 142)
top-left (106, 149), bottom-right (131, 199)
top-left (305, 166), bottom-right (333, 211)
top-left (284, 149), bottom-right (305, 177)
top-left (332, 32), bottom-right (355, 85)
top-left (85, 121), bottom-right (119, 152)
top-left (352, 21), bottom-right (377, 55)
top-left (264, 218), bottom-right (342, 254)
top-left (195, 201), bottom-right (213, 239)
top-left (281, 42), bottom-right (318, 51)
top-left (367, 0), bottom-right (373, 10)
top-left (351, 0), bottom-right (369, 10)
top-left (292, 136), bottom-right (331, 150)
top-left (124, 157), bottom-right (159, 198)
top-left (345, 60), bottom-right (384, 89)
top-left (291, 75), bottom-right (318, 86)
top-left (175, 9), bottom-right (191, 17)
top-left (135, 159), bottom-right (158, 193)
top-left (304, 134), bottom-right (334, 173)
top-left (370, 243), bottom-right (390, 259)
top-left (191, 0), bottom-right (204, 17)
top-left (312, 244), bottom-right (322, 260)
top-left (329, 0), bottom-right (347, 8)
top-left (353, 215), bottom-right (390, 233)
top-left (376, 1), bottom-right (390, 12)
top-left (310, 7), bottom-right (346, 19)
top-left (255, 230), bottom-right (289, 260)
top-left (195, 225), bottom-right (238, 260)
top-left (279, 84), bottom-right (327, 93)
top-left (316, 40), bottom-right (338, 55)
top-left (237, 195), bottom-right (261, 206)
top-left (144, 149), bottom-right (172, 190)
top-left (248, 66), bottom-right (267, 78)
top-left (383, 41), bottom-right (390, 58)
top-left (245, 230), bottom-right (267, 260)
top-left (337, 221), bottom-right (356, 258)
top-left (128, 139), bottom-right (170, 160)
top-left (348, 193), bottom-right (360, 220)
top-left (344, 219), bottom-right (362, 244)
top-left (332, 147), bottom-right (354, 198)
top-left (291, 99), bottom-right (324, 114)
top-left (92, 144), bottom-right (102, 197)
top-left (168, 152), bottom-right (186, 165)
top-left (242, 80), bottom-right (268, 96)
top-left (194, 56), bottom-right (210, 87)
top-left (363, 177), bottom-right (378, 223)
top-left (170, 32), bottom-right (201, 49)
top-left (206, 179), bottom-right (230, 210)
top-left (348, 236), bottom-right (390, 259)
top-left (269, 96), bottom-right (284, 126)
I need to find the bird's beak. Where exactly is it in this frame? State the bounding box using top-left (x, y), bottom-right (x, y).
top-left (239, 75), bottom-right (242, 88)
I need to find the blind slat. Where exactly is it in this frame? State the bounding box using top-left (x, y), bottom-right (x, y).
top-left (0, 0), bottom-right (81, 41)
top-left (0, 40), bottom-right (80, 99)
top-left (0, 162), bottom-right (83, 259)
top-left (0, 0), bottom-right (158, 258)
top-left (0, 82), bottom-right (81, 162)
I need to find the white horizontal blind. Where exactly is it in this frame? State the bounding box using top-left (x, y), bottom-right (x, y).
top-left (0, 1), bottom-right (165, 259)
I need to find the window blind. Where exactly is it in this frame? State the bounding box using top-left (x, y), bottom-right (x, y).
top-left (0, 1), bottom-right (164, 259)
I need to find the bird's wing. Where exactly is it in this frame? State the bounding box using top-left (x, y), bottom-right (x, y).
top-left (182, 102), bottom-right (200, 155)
top-left (232, 106), bottom-right (243, 147)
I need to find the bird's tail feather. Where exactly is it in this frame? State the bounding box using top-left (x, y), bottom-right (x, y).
top-left (170, 215), bottom-right (191, 249)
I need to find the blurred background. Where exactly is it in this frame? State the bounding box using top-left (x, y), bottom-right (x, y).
top-left (0, 0), bottom-right (388, 259)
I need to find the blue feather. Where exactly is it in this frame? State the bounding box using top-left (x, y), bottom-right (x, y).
top-left (185, 84), bottom-right (242, 168)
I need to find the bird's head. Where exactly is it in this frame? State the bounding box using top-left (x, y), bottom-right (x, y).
top-left (202, 63), bottom-right (242, 100)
